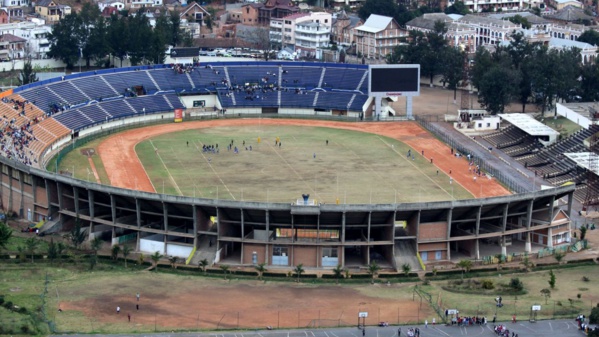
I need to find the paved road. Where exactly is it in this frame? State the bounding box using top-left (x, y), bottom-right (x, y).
top-left (51, 319), bottom-right (583, 337)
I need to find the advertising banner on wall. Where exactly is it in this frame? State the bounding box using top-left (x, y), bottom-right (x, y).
top-left (174, 108), bottom-right (183, 122)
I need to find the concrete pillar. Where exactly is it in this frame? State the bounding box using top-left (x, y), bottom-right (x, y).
top-left (18, 170), bottom-right (24, 217)
top-left (475, 239), bottom-right (480, 260)
top-left (366, 212), bottom-right (371, 266)
top-left (502, 203), bottom-right (508, 232)
top-left (547, 228), bottom-right (553, 248)
top-left (7, 166), bottom-right (13, 213)
top-left (73, 187), bottom-right (80, 215)
top-left (526, 199), bottom-right (533, 230)
top-left (375, 96), bottom-right (382, 121)
top-left (135, 198), bottom-right (141, 228)
top-left (475, 206), bottom-right (482, 236)
top-left (192, 205), bottom-right (198, 249)
top-left (548, 196), bottom-right (555, 223)
top-left (525, 232), bottom-right (531, 253)
top-left (406, 96), bottom-right (413, 119)
top-left (240, 209), bottom-right (244, 264)
top-left (341, 211), bottom-right (346, 267)
top-left (447, 208), bottom-right (452, 261)
top-left (110, 194), bottom-right (116, 224)
top-left (163, 203), bottom-right (168, 231)
top-left (567, 191), bottom-right (574, 217)
top-left (31, 175), bottom-right (37, 220)
top-left (89, 190), bottom-right (95, 219)
top-left (265, 210), bottom-right (270, 265)
top-left (501, 236), bottom-right (507, 256)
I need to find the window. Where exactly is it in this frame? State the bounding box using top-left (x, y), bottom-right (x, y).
top-left (322, 247), bottom-right (338, 258)
top-left (273, 246), bottom-right (288, 256)
top-left (246, 7), bottom-right (249, 13)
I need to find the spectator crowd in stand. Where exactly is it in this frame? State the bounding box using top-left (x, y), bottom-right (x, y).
top-left (0, 97), bottom-right (42, 166)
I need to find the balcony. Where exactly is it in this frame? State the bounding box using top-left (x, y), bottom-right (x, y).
top-left (296, 26), bottom-right (331, 34)
top-left (295, 35), bottom-right (330, 43)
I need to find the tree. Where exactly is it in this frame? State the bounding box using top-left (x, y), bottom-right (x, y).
top-left (169, 256), bottom-right (179, 269)
top-left (138, 253), bottom-right (145, 266)
top-left (89, 237), bottom-right (102, 270)
top-left (150, 251), bottom-right (164, 272)
top-left (590, 305), bottom-right (599, 324)
top-left (554, 252), bottom-right (566, 264)
top-left (111, 245), bottom-right (121, 261)
top-left (199, 258), bottom-right (209, 273)
top-left (107, 15), bottom-right (129, 67)
top-left (255, 262), bottom-right (267, 280)
top-left (47, 238), bottom-right (58, 264)
top-left (529, 46), bottom-right (561, 116)
top-left (121, 245), bottom-right (132, 268)
top-left (520, 255), bottom-right (532, 272)
top-left (18, 59), bottom-right (38, 86)
top-left (70, 218), bottom-right (86, 249)
top-left (56, 242), bottom-right (66, 265)
top-left (367, 261), bottom-right (380, 280)
top-left (47, 13), bottom-right (83, 69)
top-left (495, 254), bottom-right (505, 270)
top-left (477, 65), bottom-right (520, 114)
top-left (358, 0), bottom-right (398, 21)
top-left (294, 264), bottom-right (305, 282)
top-left (505, 15), bottom-right (531, 29)
top-left (25, 237), bottom-right (40, 263)
top-left (444, 1), bottom-right (470, 15)
top-left (580, 226), bottom-right (588, 241)
top-left (402, 263), bottom-right (411, 276)
top-left (220, 264), bottom-right (230, 280)
top-left (579, 61), bottom-right (599, 102)
top-left (0, 222), bottom-right (12, 251)
top-left (503, 32), bottom-right (536, 113)
top-left (440, 46), bottom-right (465, 104)
top-left (578, 30), bottom-right (599, 47)
top-left (457, 259), bottom-right (472, 273)
top-left (332, 265), bottom-right (344, 284)
top-left (548, 270), bottom-right (556, 289)
top-left (540, 288), bottom-right (551, 304)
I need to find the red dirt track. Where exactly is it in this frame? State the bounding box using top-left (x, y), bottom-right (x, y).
top-left (97, 119), bottom-right (509, 199)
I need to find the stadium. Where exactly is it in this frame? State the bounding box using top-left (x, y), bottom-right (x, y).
top-left (0, 61), bottom-right (576, 272)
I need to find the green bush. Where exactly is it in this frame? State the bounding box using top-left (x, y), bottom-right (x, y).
top-left (590, 305), bottom-right (599, 324)
top-left (509, 278), bottom-right (524, 291)
top-left (481, 279), bottom-right (495, 289)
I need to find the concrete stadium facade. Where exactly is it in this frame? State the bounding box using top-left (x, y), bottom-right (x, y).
top-left (0, 147), bottom-right (575, 270)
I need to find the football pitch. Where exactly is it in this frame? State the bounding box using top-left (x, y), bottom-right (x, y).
top-left (135, 125), bottom-right (473, 204)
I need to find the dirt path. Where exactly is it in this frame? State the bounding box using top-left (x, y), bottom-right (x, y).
top-left (97, 119), bottom-right (509, 198)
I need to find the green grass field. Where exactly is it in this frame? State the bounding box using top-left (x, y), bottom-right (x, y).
top-left (135, 125), bottom-right (472, 204)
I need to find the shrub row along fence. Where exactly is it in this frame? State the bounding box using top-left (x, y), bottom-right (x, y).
top-left (480, 239), bottom-right (589, 264)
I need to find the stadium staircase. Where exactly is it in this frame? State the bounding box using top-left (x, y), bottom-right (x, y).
top-left (72, 82), bottom-right (92, 100)
top-left (189, 235), bottom-right (217, 267)
top-left (146, 71), bottom-right (161, 91)
top-left (394, 240), bottom-right (421, 272)
top-left (185, 72), bottom-right (195, 89)
top-left (356, 71), bottom-right (368, 91)
top-left (347, 94), bottom-right (356, 110)
top-left (318, 68), bottom-right (326, 87)
top-left (312, 92), bottom-right (319, 106)
top-left (100, 76), bottom-right (120, 95)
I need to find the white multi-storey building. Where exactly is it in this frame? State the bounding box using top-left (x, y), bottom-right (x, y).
top-left (270, 12), bottom-right (332, 51)
top-left (294, 21), bottom-right (330, 57)
top-left (447, 0), bottom-right (543, 12)
top-left (0, 21), bottom-right (52, 59)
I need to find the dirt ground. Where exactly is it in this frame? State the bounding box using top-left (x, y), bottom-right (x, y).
top-left (58, 277), bottom-right (432, 331)
top-left (98, 119), bottom-right (509, 199)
